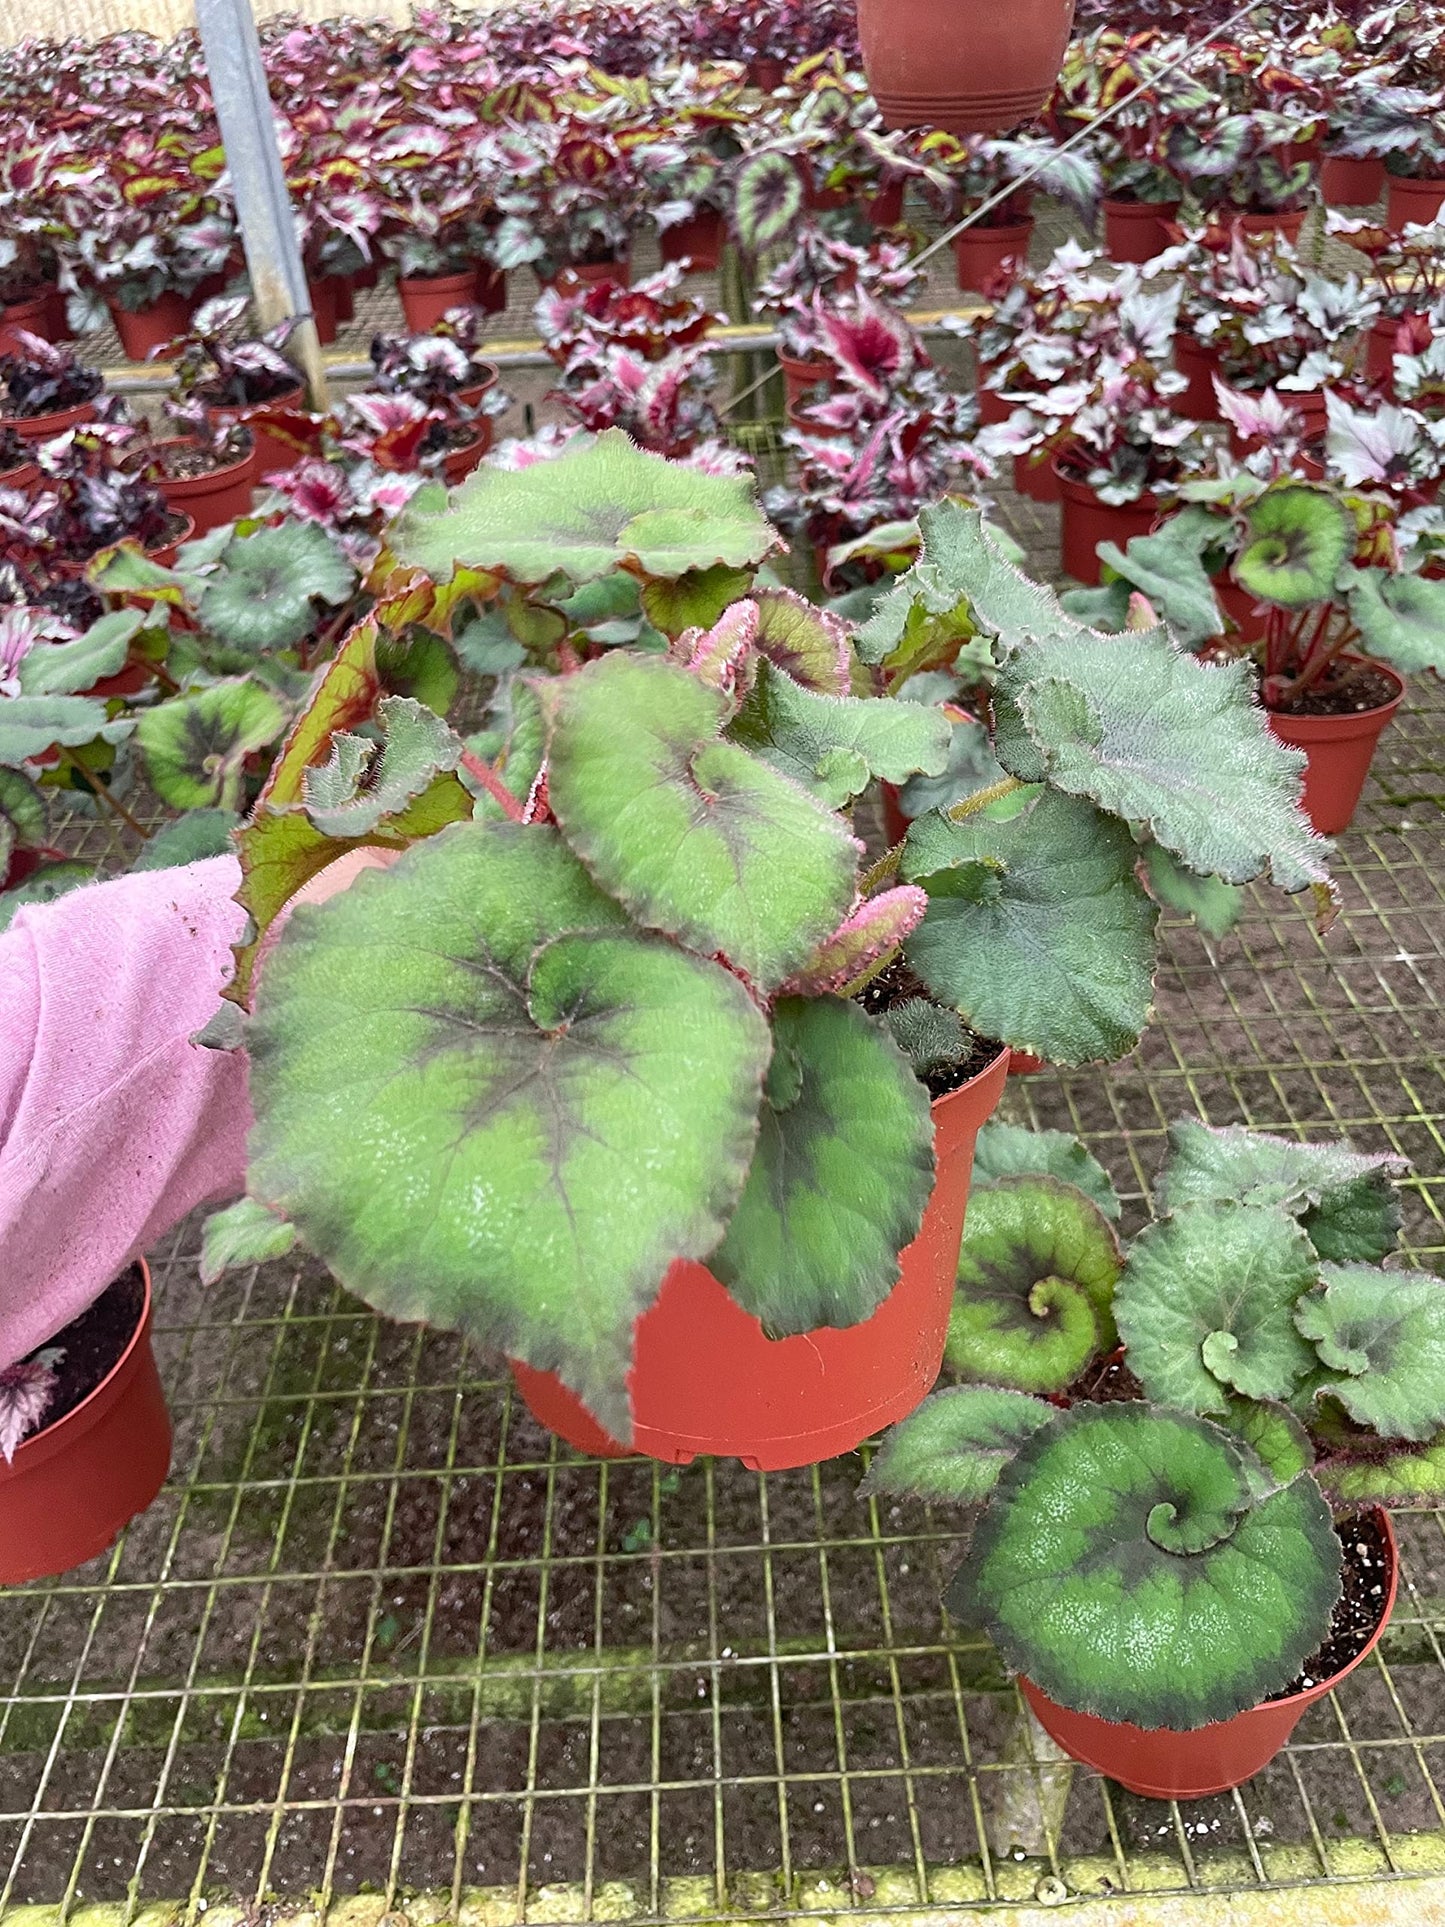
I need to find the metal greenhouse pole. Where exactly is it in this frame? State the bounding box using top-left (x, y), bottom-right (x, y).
top-left (193, 0), bottom-right (329, 408)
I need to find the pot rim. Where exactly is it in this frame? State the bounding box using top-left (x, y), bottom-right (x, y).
top-left (397, 267), bottom-right (478, 291)
top-left (0, 1259), bottom-right (153, 1482)
top-left (143, 432), bottom-right (256, 488)
top-left (953, 216), bottom-right (1035, 243)
top-left (1266, 654), bottom-right (1406, 727)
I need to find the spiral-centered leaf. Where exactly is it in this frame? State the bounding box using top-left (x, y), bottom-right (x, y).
top-left (1116, 1202), bottom-right (1320, 1414)
top-left (136, 678), bottom-right (288, 811)
top-left (709, 997), bottom-right (934, 1337)
top-left (948, 1404), bottom-right (1342, 1729)
top-left (1234, 486), bottom-right (1352, 610)
top-left (902, 788), bottom-right (1158, 1065)
top-left (545, 653), bottom-right (858, 991)
top-left (946, 1177), bottom-right (1123, 1394)
top-left (247, 822), bottom-right (773, 1441)
top-left (860, 1386), bottom-right (1055, 1505)
top-left (1295, 1263), bottom-right (1445, 1442)
top-left (303, 696), bottom-right (463, 838)
top-left (1161, 1119), bottom-right (1406, 1263)
top-left (971, 1122), bottom-right (1120, 1221)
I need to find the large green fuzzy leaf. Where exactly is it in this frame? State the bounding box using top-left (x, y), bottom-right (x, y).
top-left (1089, 509), bottom-right (1229, 648)
top-left (247, 822), bottom-right (773, 1442)
top-left (708, 996), bottom-right (934, 1336)
top-left (199, 522), bottom-right (356, 652)
top-left (948, 1403), bottom-right (1341, 1729)
top-left (859, 1386), bottom-right (1054, 1505)
top-left (135, 678), bottom-right (288, 811)
top-left (1345, 569), bottom-right (1445, 677)
top-left (857, 502), bottom-right (1057, 671)
top-left (901, 788), bottom-right (1159, 1065)
top-left (1321, 1434), bottom-right (1445, 1504)
top-left (0, 696), bottom-right (126, 766)
top-left (0, 861), bottom-right (92, 933)
top-left (729, 659), bottom-right (951, 808)
top-left (544, 654), bottom-right (857, 992)
top-left (898, 716), bottom-right (1005, 821)
top-left (1116, 1202), bottom-right (1320, 1414)
top-left (1139, 842), bottom-right (1246, 938)
top-left (640, 566), bottom-right (756, 641)
top-left (990, 628), bottom-right (1331, 895)
top-left (1159, 1119), bottom-right (1406, 1263)
top-left (1295, 1263), bottom-right (1445, 1442)
top-left (390, 430), bottom-right (780, 589)
top-left (200, 1197), bottom-right (298, 1284)
top-left (946, 1176), bottom-right (1123, 1394)
top-left (132, 809), bottom-right (241, 872)
top-left (971, 1121), bottom-right (1120, 1221)
top-left (303, 697), bottom-right (463, 838)
top-left (16, 610), bottom-right (142, 696)
top-left (1234, 486), bottom-right (1352, 610)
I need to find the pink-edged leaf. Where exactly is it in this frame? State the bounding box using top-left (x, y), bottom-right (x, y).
top-left (673, 598), bottom-right (760, 693)
top-left (781, 886), bottom-right (929, 996)
top-left (752, 587), bottom-right (852, 695)
top-left (0, 1352), bottom-right (62, 1463)
top-left (818, 294), bottom-right (918, 406)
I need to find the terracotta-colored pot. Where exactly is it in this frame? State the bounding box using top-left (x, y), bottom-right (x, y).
top-left (779, 350), bottom-right (833, 405)
top-left (398, 269), bottom-right (479, 333)
top-left (786, 397), bottom-right (848, 437)
top-left (858, 0), bottom-right (1076, 136)
top-left (1021, 1509), bottom-right (1398, 1799)
top-left (146, 511), bottom-right (197, 572)
top-left (1366, 314), bottom-right (1409, 392)
top-left (44, 285), bottom-right (73, 342)
top-left (473, 264), bottom-right (508, 314)
top-left (353, 260), bottom-right (380, 293)
top-left (1387, 174), bottom-right (1445, 232)
top-left (977, 382), bottom-right (1012, 428)
top-left (148, 436), bottom-right (257, 535)
top-left (865, 180), bottom-right (906, 227)
top-left (1216, 574), bottom-right (1267, 645)
top-left (1103, 196), bottom-right (1181, 265)
top-left (1267, 658), bottom-right (1405, 835)
top-left (109, 291), bottom-right (194, 362)
top-left (660, 210), bottom-right (725, 273)
top-left (562, 255), bottom-right (632, 289)
top-left (1321, 154), bottom-right (1386, 206)
top-left (306, 276), bottom-right (339, 346)
top-left (1174, 332), bottom-right (1223, 421)
top-left (204, 380), bottom-right (306, 481)
top-left (1202, 208), bottom-right (1307, 248)
top-left (333, 276), bottom-right (355, 324)
top-left (6, 396), bottom-right (100, 444)
top-left (0, 291), bottom-right (55, 355)
top-left (456, 362), bottom-right (501, 412)
top-left (1007, 1052), bottom-right (1046, 1075)
top-left (510, 1047), bottom-right (1010, 1470)
top-left (1056, 466), bottom-right (1159, 584)
top-left (441, 425), bottom-right (490, 484)
top-left (953, 219), bottom-right (1035, 296)
top-left (0, 460), bottom-right (40, 492)
top-left (1014, 451), bottom-right (1061, 503)
top-left (0, 1260), bottom-right (172, 1585)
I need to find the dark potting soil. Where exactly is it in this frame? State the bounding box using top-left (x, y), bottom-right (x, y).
top-left (157, 441), bottom-right (235, 481)
top-left (1270, 1511), bottom-right (1392, 1699)
top-left (1273, 666), bottom-right (1400, 718)
top-left (22, 1263), bottom-right (145, 1437)
top-left (856, 959), bottom-right (1006, 1098)
top-left (1067, 1351), bottom-right (1145, 1404)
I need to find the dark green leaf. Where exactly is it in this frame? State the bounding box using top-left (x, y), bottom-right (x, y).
top-left (859, 1386), bottom-right (1054, 1505)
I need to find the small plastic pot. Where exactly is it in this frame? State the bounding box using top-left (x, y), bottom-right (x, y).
top-left (473, 263), bottom-right (508, 314)
top-left (858, 0), bottom-right (1075, 136)
top-left (333, 276), bottom-right (355, 324)
top-left (1174, 333), bottom-right (1223, 421)
top-left (0, 1261), bottom-right (172, 1584)
top-left (307, 276), bottom-right (339, 346)
top-left (976, 383), bottom-right (1012, 428)
top-left (1103, 196), bottom-right (1180, 265)
top-left (1056, 467), bottom-right (1159, 584)
top-left (441, 425), bottom-right (490, 484)
top-left (1387, 174), bottom-right (1445, 232)
top-left (1216, 208), bottom-right (1308, 246)
top-left (0, 290), bottom-right (55, 355)
top-left (0, 460), bottom-right (40, 492)
top-left (562, 255), bottom-right (632, 289)
top-left (1267, 659), bottom-right (1405, 836)
top-left (456, 362), bottom-right (501, 413)
top-left (1007, 1052), bottom-right (1046, 1075)
top-left (7, 396), bottom-right (100, 444)
top-left (779, 351), bottom-right (833, 405)
top-left (109, 291), bottom-right (194, 362)
top-left (1021, 1509), bottom-right (1398, 1800)
top-left (953, 219), bottom-right (1034, 296)
top-left (659, 211), bottom-right (725, 274)
top-left (1365, 315), bottom-right (1409, 392)
top-left (510, 1047), bottom-right (1011, 1470)
top-left (146, 511), bottom-right (197, 573)
top-left (749, 57), bottom-right (787, 91)
top-left (44, 284), bottom-right (73, 341)
top-left (204, 381), bottom-right (306, 481)
top-left (148, 436), bottom-right (257, 535)
top-left (1321, 154), bottom-right (1386, 206)
top-left (786, 398), bottom-right (848, 437)
top-left (1216, 574), bottom-right (1267, 645)
top-left (398, 269), bottom-right (479, 334)
top-left (1014, 451), bottom-right (1061, 503)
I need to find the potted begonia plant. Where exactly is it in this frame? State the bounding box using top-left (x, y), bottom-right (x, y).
top-left (755, 225), bottom-right (922, 403)
top-left (1065, 475), bottom-right (1445, 831)
top-left (0, 331), bottom-right (105, 442)
top-left (369, 314), bottom-right (506, 453)
top-left (1324, 70), bottom-right (1445, 231)
top-left (490, 114), bottom-right (642, 288)
top-left (371, 119), bottom-right (502, 329)
top-left (208, 440), bottom-right (1330, 1470)
top-left (1327, 214), bottom-right (1445, 394)
top-left (920, 132), bottom-right (1099, 296)
top-left (166, 297), bottom-right (308, 482)
top-left (863, 1116), bottom-right (1416, 1799)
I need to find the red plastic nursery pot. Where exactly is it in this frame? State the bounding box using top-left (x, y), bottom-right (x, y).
top-left (1267, 659), bottom-right (1405, 836)
top-left (749, 57), bottom-right (786, 91)
top-left (1103, 197), bottom-right (1181, 266)
top-left (976, 383), bottom-right (1011, 428)
top-left (441, 425), bottom-right (490, 484)
top-left (0, 1261), bottom-right (172, 1585)
top-left (333, 276), bottom-right (354, 324)
top-left (858, 0), bottom-right (1077, 136)
top-left (1387, 175), bottom-right (1445, 232)
top-left (473, 264), bottom-right (508, 314)
top-left (1056, 467), bottom-right (1158, 584)
top-left (1321, 154), bottom-right (1386, 206)
top-left (660, 211), bottom-right (725, 273)
top-left (108, 291), bottom-right (193, 362)
top-left (44, 285), bottom-right (73, 341)
top-left (953, 220), bottom-right (1034, 296)
top-left (779, 351), bottom-right (833, 405)
top-left (456, 363), bottom-right (501, 413)
top-left (0, 459), bottom-right (39, 492)
top-left (1015, 451), bottom-right (1061, 503)
top-left (1365, 315), bottom-right (1413, 392)
top-left (7, 396), bottom-right (100, 444)
top-left (149, 436), bottom-right (256, 535)
top-left (1021, 1509), bottom-right (1398, 1800)
top-left (510, 1047), bottom-right (1012, 1470)
top-left (1008, 1052), bottom-right (1046, 1075)
top-left (566, 255), bottom-right (632, 289)
top-left (0, 290), bottom-right (55, 355)
top-left (146, 511), bottom-right (197, 573)
top-left (306, 275), bottom-right (340, 346)
top-left (398, 269), bottom-right (478, 334)
top-left (205, 381), bottom-right (306, 481)
top-left (1174, 333), bottom-right (1222, 422)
